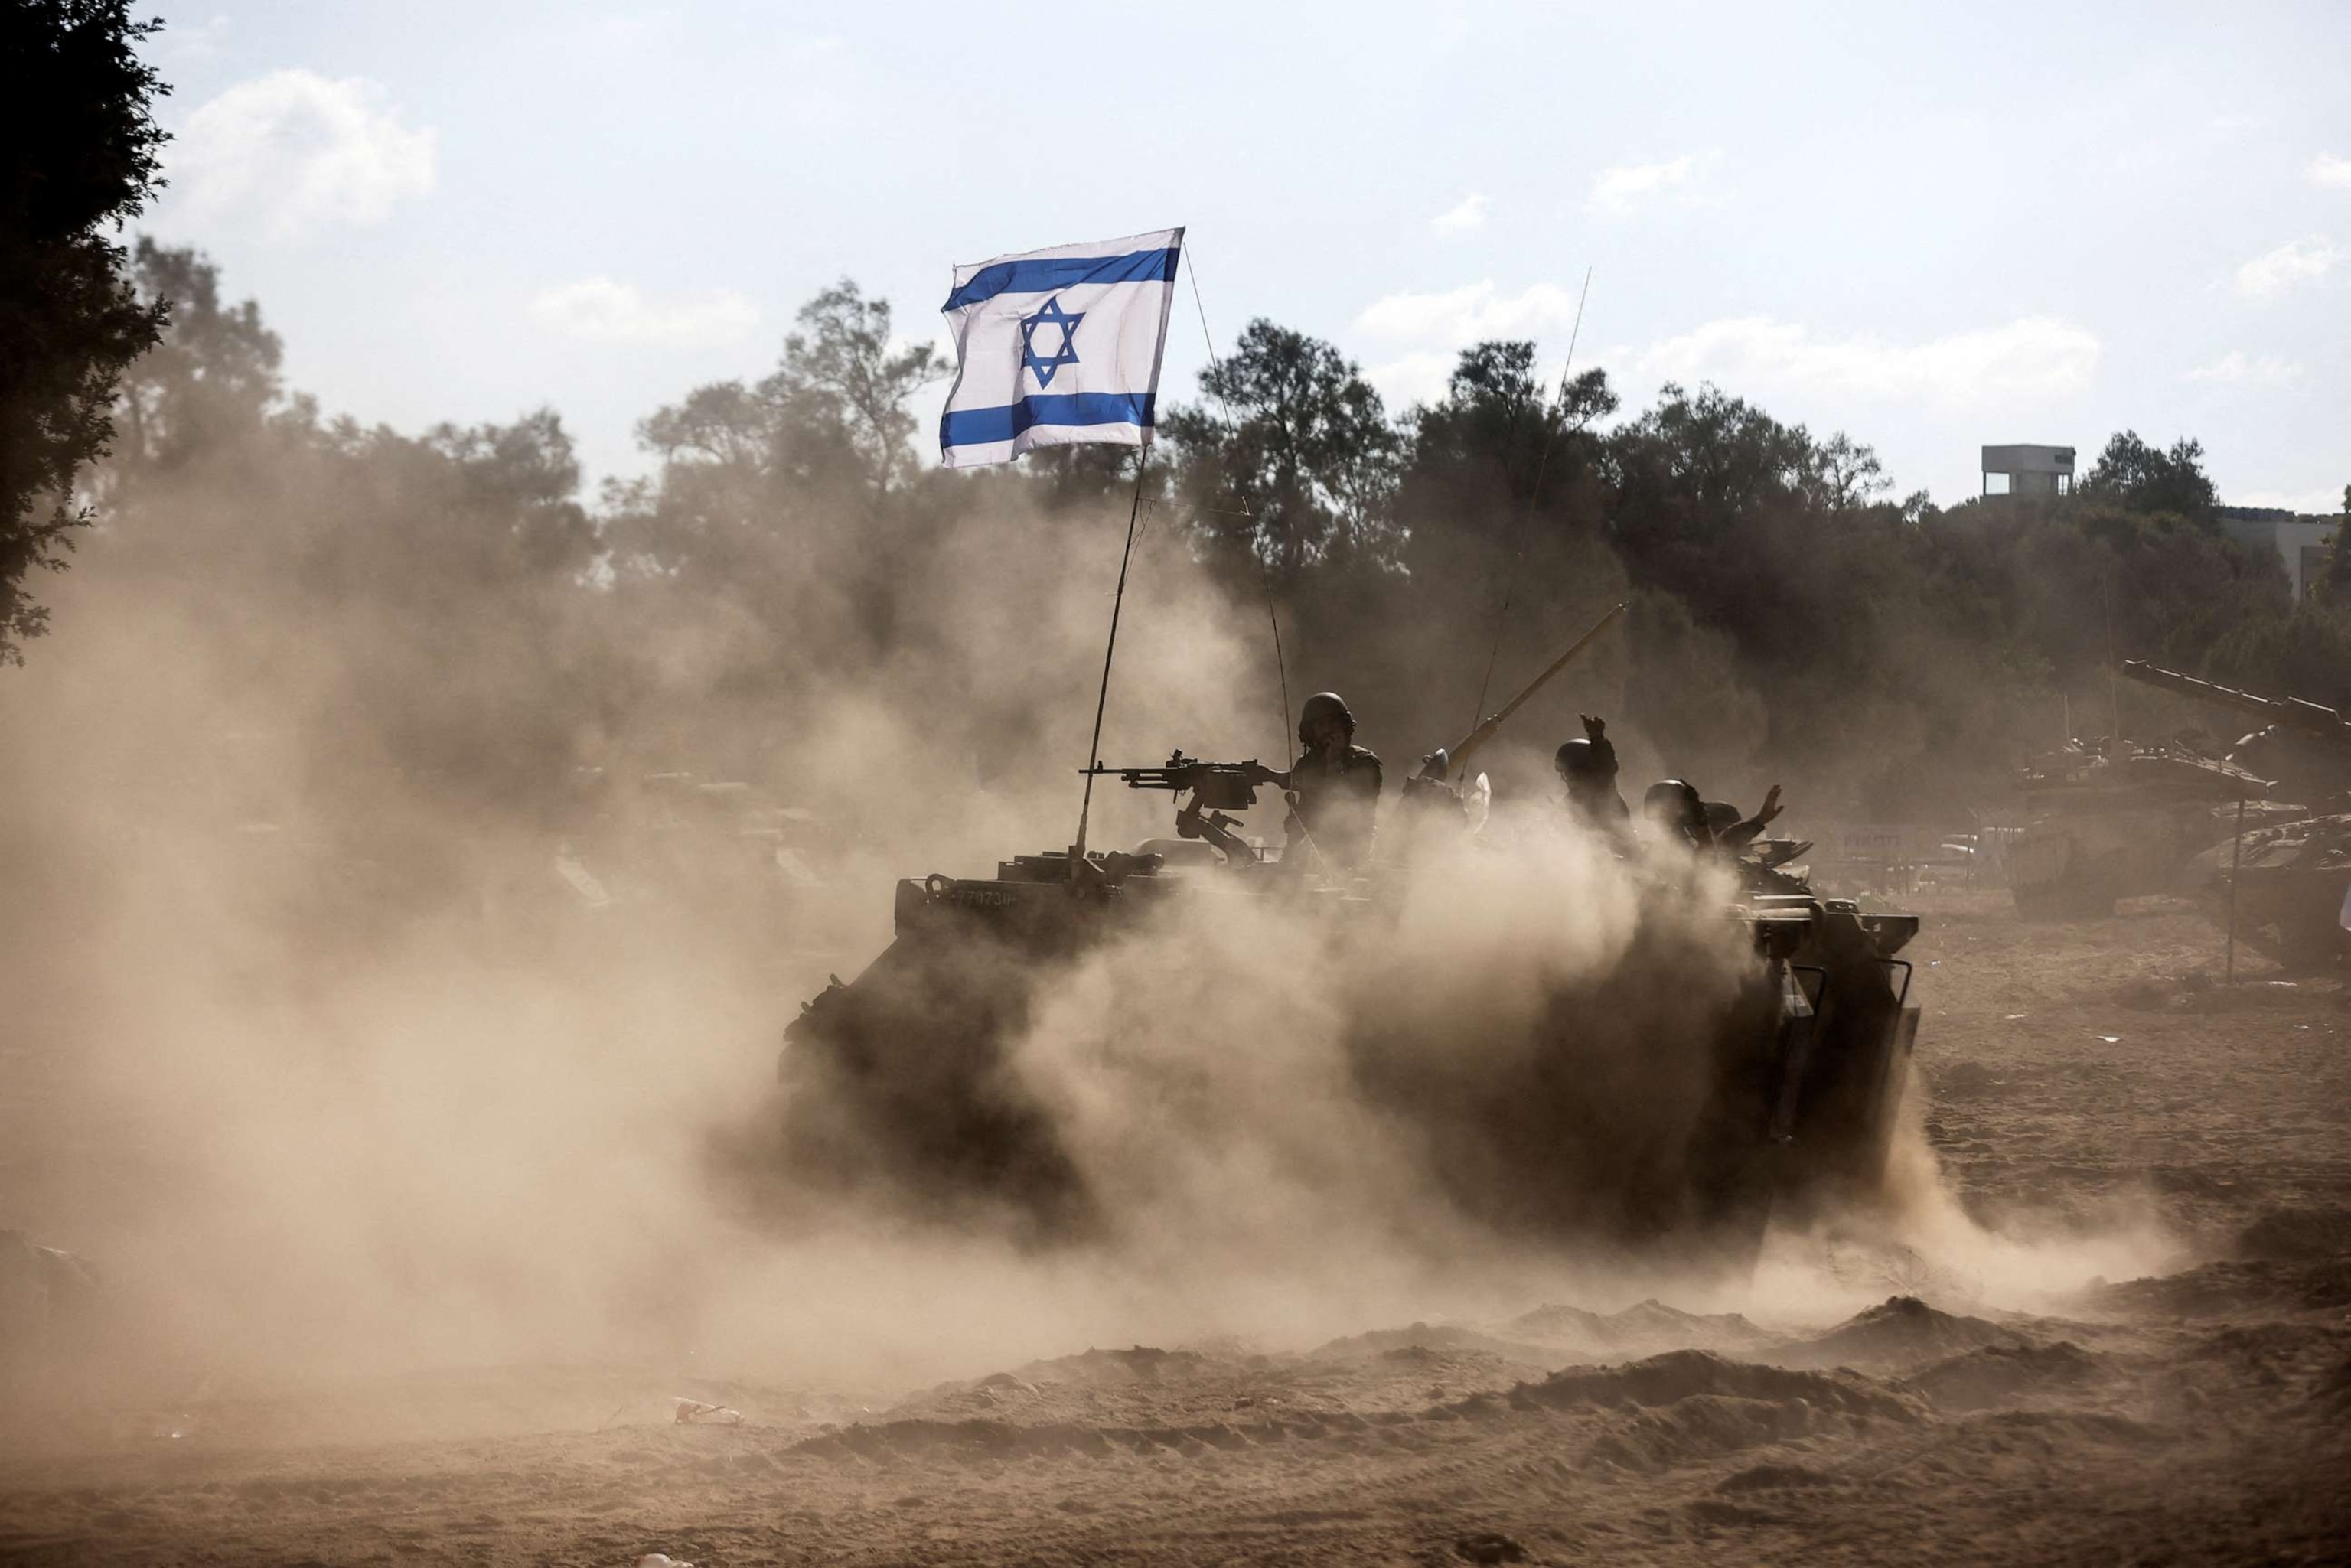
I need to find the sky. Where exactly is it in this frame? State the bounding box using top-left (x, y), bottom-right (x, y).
top-left (133, 1), bottom-right (2351, 513)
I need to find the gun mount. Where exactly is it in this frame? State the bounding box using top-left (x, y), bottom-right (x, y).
top-left (1081, 751), bottom-right (1273, 865)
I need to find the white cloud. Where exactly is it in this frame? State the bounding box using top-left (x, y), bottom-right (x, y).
top-left (1634, 315), bottom-right (2100, 409)
top-left (1431, 193), bottom-right (1489, 235)
top-left (2234, 238), bottom-right (2341, 298)
top-left (171, 70), bottom-right (434, 240)
top-left (2183, 350), bottom-right (2304, 386)
top-left (1361, 350), bottom-right (1458, 409)
top-left (528, 278), bottom-right (760, 348)
top-left (1357, 280), bottom-right (1585, 345)
top-left (1588, 155), bottom-right (1695, 214)
top-left (2309, 153), bottom-right (2351, 189)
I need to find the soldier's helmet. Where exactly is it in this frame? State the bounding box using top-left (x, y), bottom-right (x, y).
top-left (1298, 691), bottom-right (1355, 745)
top-left (1555, 738), bottom-right (1612, 781)
top-left (1642, 778), bottom-right (1706, 837)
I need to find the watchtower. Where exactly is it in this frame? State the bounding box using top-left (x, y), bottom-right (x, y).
top-left (1981, 444), bottom-right (2075, 498)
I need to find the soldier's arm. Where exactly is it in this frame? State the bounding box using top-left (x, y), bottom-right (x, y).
top-left (1720, 787), bottom-right (1784, 850)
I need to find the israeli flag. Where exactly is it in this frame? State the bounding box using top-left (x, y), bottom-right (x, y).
top-left (937, 227), bottom-right (1183, 469)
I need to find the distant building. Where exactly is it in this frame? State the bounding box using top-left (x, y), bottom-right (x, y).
top-left (2218, 507), bottom-right (2343, 603)
top-left (1981, 444), bottom-right (2075, 498)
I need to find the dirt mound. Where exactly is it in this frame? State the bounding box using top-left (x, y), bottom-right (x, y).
top-left (2314, 1351), bottom-right (2351, 1410)
top-left (1503, 1298), bottom-right (1771, 1358)
top-left (2089, 1258), bottom-right (2351, 1318)
top-left (1452, 1529), bottom-right (1526, 1563)
top-left (1010, 1345), bottom-right (1207, 1384)
top-left (1582, 1394), bottom-right (1824, 1475)
top-left (793, 1413), bottom-right (1288, 1463)
top-left (1947, 1408), bottom-right (2169, 1452)
top-left (1515, 1349), bottom-right (1921, 1423)
top-left (1308, 1322), bottom-right (1552, 1366)
top-left (1786, 1296), bottom-right (2027, 1373)
top-left (2183, 1323), bottom-right (2351, 1387)
top-left (2237, 1206), bottom-right (2351, 1263)
top-left (1906, 1341), bottom-right (2122, 1412)
top-left (1717, 1461), bottom-right (1838, 1492)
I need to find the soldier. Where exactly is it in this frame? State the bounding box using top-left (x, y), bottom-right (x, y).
top-left (1556, 713), bottom-right (1631, 838)
top-left (1714, 785), bottom-right (1785, 851)
top-left (1642, 778), bottom-right (1713, 850)
top-left (1642, 778), bottom-right (1785, 852)
top-left (1250, 690), bottom-right (1383, 871)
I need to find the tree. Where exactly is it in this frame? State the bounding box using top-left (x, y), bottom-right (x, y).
top-left (760, 280), bottom-right (939, 496)
top-left (423, 409), bottom-right (595, 580)
top-left (0, 0), bottom-right (170, 662)
top-left (2076, 431), bottom-right (2217, 523)
top-left (114, 239), bottom-right (283, 476)
top-left (1163, 320), bottom-right (1402, 585)
top-left (1404, 345), bottom-right (1616, 500)
top-left (2318, 482), bottom-right (2351, 603)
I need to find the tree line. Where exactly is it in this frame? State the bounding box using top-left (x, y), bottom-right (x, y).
top-left (37, 246), bottom-right (2343, 826)
top-left (6, 2), bottom-right (2346, 834)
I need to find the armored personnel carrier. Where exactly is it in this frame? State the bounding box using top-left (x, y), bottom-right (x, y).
top-left (766, 756), bottom-right (1921, 1267)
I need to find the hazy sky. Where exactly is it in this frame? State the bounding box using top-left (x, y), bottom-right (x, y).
top-left (136, 2), bottom-right (2349, 511)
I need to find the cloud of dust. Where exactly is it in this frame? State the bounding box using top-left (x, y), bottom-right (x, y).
top-left (0, 481), bottom-right (1287, 1403)
top-left (0, 463), bottom-right (2173, 1431)
top-left (1791, 1081), bottom-right (2186, 1313)
top-left (0, 453), bottom-right (1819, 1415)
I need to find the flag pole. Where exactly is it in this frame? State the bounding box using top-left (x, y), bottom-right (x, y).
top-left (1071, 445), bottom-right (1151, 870)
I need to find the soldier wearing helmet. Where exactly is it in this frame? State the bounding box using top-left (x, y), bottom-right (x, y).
top-left (1249, 691), bottom-right (1383, 870)
top-left (1642, 777), bottom-right (1785, 853)
top-left (1555, 713), bottom-right (1631, 839)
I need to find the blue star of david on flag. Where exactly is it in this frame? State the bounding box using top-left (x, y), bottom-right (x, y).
top-left (937, 227), bottom-right (1185, 468)
top-left (1019, 297), bottom-right (1084, 389)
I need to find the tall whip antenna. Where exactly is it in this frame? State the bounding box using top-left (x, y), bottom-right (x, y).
top-left (1071, 449), bottom-right (1152, 864)
top-left (1468, 266), bottom-right (1593, 735)
top-left (1187, 247), bottom-right (1294, 766)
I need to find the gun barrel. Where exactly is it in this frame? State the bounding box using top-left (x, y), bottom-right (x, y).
top-left (1081, 766), bottom-right (1189, 789)
top-left (2121, 660), bottom-right (2351, 745)
top-left (1444, 601), bottom-right (1627, 780)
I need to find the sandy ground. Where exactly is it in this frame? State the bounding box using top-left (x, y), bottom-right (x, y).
top-left (5, 894), bottom-right (2350, 1566)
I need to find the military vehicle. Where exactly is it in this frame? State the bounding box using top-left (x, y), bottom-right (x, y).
top-left (2007, 741), bottom-right (2270, 919)
top-left (765, 748), bottom-right (1922, 1267)
top-left (2120, 660), bottom-right (2351, 967)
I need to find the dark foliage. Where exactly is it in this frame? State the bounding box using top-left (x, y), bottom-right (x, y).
top-left (1162, 327), bottom-right (2348, 815)
top-left (0, 0), bottom-right (170, 662)
top-left (72, 249), bottom-right (2351, 829)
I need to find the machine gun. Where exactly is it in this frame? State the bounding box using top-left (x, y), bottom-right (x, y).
top-left (1081, 752), bottom-right (1270, 864)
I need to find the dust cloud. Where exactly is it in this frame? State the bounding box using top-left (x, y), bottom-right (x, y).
top-left (0, 474), bottom-right (2173, 1439)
